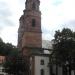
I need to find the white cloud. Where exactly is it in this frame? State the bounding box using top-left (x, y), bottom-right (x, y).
top-left (0, 26), bottom-right (18, 45)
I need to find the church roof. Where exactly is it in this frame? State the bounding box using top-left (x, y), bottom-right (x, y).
top-left (42, 40), bottom-right (53, 49)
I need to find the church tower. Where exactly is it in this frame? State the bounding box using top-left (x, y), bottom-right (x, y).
top-left (18, 0), bottom-right (42, 56)
top-left (18, 1), bottom-right (50, 75)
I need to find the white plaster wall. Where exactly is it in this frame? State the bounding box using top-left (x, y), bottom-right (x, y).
top-left (34, 56), bottom-right (49, 75)
top-left (0, 66), bottom-right (7, 75)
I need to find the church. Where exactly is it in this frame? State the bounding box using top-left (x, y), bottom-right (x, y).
top-left (18, 0), bottom-right (75, 75)
top-left (18, 0), bottom-right (50, 75)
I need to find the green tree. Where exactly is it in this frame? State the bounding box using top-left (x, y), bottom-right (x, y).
top-left (3, 45), bottom-right (29, 75)
top-left (0, 38), bottom-right (3, 42)
top-left (0, 38), bottom-right (29, 75)
top-left (0, 37), bottom-right (16, 55)
top-left (52, 28), bottom-right (75, 75)
top-left (0, 42), bottom-right (17, 56)
top-left (3, 53), bottom-right (29, 75)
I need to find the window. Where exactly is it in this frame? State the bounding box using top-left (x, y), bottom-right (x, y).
top-left (40, 69), bottom-right (44, 75)
top-left (2, 69), bottom-right (5, 72)
top-left (32, 19), bottom-right (36, 27)
top-left (32, 3), bottom-right (36, 10)
top-left (40, 60), bottom-right (44, 65)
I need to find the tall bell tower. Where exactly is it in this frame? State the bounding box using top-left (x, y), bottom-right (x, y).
top-left (18, 0), bottom-right (42, 56)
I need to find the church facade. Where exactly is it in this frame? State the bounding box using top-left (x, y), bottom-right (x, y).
top-left (18, 0), bottom-right (50, 75)
top-left (18, 0), bottom-right (75, 75)
top-left (18, 0), bottom-right (42, 55)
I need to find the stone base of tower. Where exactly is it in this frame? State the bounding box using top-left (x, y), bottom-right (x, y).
top-left (22, 47), bottom-right (30, 56)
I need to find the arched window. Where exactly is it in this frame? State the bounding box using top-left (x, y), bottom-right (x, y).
top-left (40, 69), bottom-right (44, 75)
top-left (32, 19), bottom-right (36, 27)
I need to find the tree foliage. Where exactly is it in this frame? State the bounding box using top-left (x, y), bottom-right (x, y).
top-left (52, 28), bottom-right (75, 68)
top-left (3, 53), bottom-right (29, 75)
top-left (0, 38), bottom-right (3, 42)
top-left (0, 38), bottom-right (17, 56)
top-left (3, 48), bottom-right (29, 75)
top-left (0, 38), bottom-right (29, 75)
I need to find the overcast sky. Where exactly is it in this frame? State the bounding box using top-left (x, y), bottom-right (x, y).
top-left (0, 0), bottom-right (75, 46)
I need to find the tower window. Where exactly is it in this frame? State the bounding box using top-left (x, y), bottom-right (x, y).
top-left (32, 3), bottom-right (36, 10)
top-left (40, 69), bottom-right (44, 75)
top-left (32, 19), bottom-right (36, 27)
top-left (40, 60), bottom-right (44, 65)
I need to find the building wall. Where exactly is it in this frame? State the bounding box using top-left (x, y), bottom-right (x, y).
top-left (18, 0), bottom-right (42, 52)
top-left (34, 56), bottom-right (49, 75)
top-left (0, 65), bottom-right (7, 75)
top-left (0, 56), bottom-right (7, 75)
